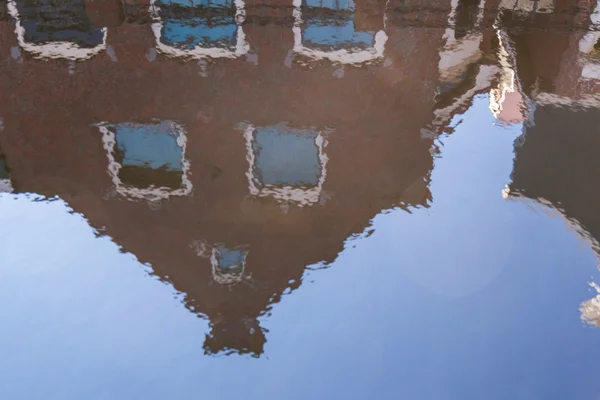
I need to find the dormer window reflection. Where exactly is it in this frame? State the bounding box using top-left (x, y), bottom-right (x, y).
top-left (211, 246), bottom-right (248, 285)
top-left (243, 123), bottom-right (328, 206)
top-left (151, 0), bottom-right (248, 59)
top-left (98, 121), bottom-right (192, 201)
top-left (8, 0), bottom-right (107, 60)
top-left (292, 0), bottom-right (386, 64)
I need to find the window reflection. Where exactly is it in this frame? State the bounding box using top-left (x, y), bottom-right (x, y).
top-left (151, 0), bottom-right (249, 59)
top-left (292, 0), bottom-right (386, 63)
top-left (98, 121), bottom-right (192, 201)
top-left (8, 0), bottom-right (107, 60)
top-left (0, 154), bottom-right (12, 193)
top-left (211, 245), bottom-right (249, 284)
top-left (243, 123), bottom-right (328, 205)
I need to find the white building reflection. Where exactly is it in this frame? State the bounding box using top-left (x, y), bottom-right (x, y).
top-left (7, 0), bottom-right (107, 60)
top-left (97, 120), bottom-right (192, 201)
top-left (150, 0), bottom-right (249, 59)
top-left (292, 0), bottom-right (387, 64)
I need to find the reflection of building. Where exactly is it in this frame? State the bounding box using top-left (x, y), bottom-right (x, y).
top-left (486, 0), bottom-right (600, 327)
top-left (424, 0), bottom-right (508, 132)
top-left (501, 0), bottom-right (599, 101)
top-left (502, 0), bottom-right (600, 244)
top-left (0, 4), bottom-right (441, 356)
top-left (508, 106), bottom-right (600, 253)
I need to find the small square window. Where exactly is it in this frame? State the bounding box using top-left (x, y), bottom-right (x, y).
top-left (98, 121), bottom-right (192, 201)
top-left (151, 0), bottom-right (249, 59)
top-left (8, 0), bottom-right (107, 59)
top-left (243, 123), bottom-right (328, 205)
top-left (211, 245), bottom-right (249, 285)
top-left (292, 0), bottom-right (386, 63)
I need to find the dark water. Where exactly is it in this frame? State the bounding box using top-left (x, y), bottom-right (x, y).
top-left (1, 0), bottom-right (600, 398)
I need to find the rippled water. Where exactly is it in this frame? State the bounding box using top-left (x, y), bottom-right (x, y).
top-left (1, 0), bottom-right (600, 398)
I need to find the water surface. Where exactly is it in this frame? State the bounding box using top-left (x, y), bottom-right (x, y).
top-left (1, 0), bottom-right (600, 398)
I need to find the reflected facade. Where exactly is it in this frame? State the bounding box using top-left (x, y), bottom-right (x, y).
top-left (1, 0), bottom-right (600, 362)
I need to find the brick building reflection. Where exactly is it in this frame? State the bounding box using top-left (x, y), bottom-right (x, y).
top-left (2, 0), bottom-right (600, 352)
top-left (0, 0), bottom-right (439, 356)
top-left (492, 0), bottom-right (600, 326)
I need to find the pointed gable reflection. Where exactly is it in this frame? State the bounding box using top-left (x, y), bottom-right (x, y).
top-left (151, 0), bottom-right (249, 59)
top-left (292, 0), bottom-right (387, 63)
top-left (8, 0), bottom-right (107, 60)
top-left (203, 316), bottom-right (266, 357)
top-left (98, 121), bottom-right (192, 201)
top-left (243, 123), bottom-right (328, 205)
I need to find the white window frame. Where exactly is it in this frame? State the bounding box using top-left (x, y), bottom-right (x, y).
top-left (210, 246), bottom-right (248, 285)
top-left (150, 0), bottom-right (249, 60)
top-left (291, 0), bottom-right (387, 64)
top-left (578, 2), bottom-right (600, 80)
top-left (7, 0), bottom-right (107, 60)
top-left (191, 239), bottom-right (249, 285)
top-left (97, 120), bottom-right (193, 201)
top-left (0, 178), bottom-right (12, 193)
top-left (242, 123), bottom-right (329, 206)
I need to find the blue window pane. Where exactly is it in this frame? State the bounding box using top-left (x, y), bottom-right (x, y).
top-left (161, 20), bottom-right (237, 49)
top-left (300, 0), bottom-right (375, 51)
top-left (115, 124), bottom-right (183, 171)
top-left (304, 20), bottom-right (375, 48)
top-left (304, 0), bottom-right (354, 10)
top-left (215, 247), bottom-right (247, 272)
top-left (252, 127), bottom-right (321, 187)
top-left (156, 0), bottom-right (238, 50)
top-left (15, 0), bottom-right (104, 48)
